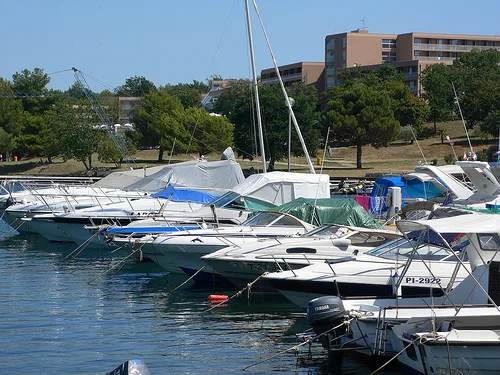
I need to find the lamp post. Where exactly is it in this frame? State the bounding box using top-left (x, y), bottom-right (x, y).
top-left (287, 97), bottom-right (295, 172)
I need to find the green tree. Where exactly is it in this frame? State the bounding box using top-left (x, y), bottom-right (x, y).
top-left (388, 81), bottom-right (430, 135)
top-left (0, 78), bottom-right (25, 139)
top-left (132, 90), bottom-right (189, 161)
top-left (97, 136), bottom-right (136, 168)
top-left (213, 80), bottom-right (256, 159)
top-left (452, 50), bottom-right (500, 133)
top-left (162, 80), bottom-right (209, 108)
top-left (183, 107), bottom-right (233, 156)
top-left (55, 98), bottom-right (102, 170)
top-left (0, 127), bottom-right (14, 158)
top-left (12, 67), bottom-right (53, 114)
top-left (115, 76), bottom-right (156, 97)
top-left (322, 83), bottom-right (400, 169)
top-left (215, 80), bottom-right (321, 170)
top-left (420, 63), bottom-right (455, 133)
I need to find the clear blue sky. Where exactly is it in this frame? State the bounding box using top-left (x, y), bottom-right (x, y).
top-left (1, 0), bottom-right (499, 92)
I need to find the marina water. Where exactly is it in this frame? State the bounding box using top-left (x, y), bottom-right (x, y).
top-left (0, 221), bottom-right (397, 374)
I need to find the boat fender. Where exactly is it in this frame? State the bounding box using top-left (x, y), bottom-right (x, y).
top-left (208, 294), bottom-right (228, 303)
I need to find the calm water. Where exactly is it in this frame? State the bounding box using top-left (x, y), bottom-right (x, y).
top-left (0, 222), bottom-right (398, 375)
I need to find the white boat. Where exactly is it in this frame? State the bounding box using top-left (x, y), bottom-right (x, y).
top-left (28, 171), bottom-right (330, 245)
top-left (3, 153), bottom-right (245, 237)
top-left (391, 312), bottom-right (500, 375)
top-left (301, 210), bottom-right (500, 364)
top-left (202, 224), bottom-right (401, 291)
top-left (117, 211), bottom-right (316, 275)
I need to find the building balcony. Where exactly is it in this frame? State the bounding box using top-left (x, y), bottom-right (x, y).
top-left (414, 43), bottom-right (500, 52)
top-left (261, 72), bottom-right (303, 84)
top-left (415, 55), bottom-right (456, 61)
top-left (405, 72), bottom-right (418, 80)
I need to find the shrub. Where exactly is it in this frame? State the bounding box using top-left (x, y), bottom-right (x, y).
top-left (444, 153), bottom-right (455, 165)
top-left (396, 126), bottom-right (414, 143)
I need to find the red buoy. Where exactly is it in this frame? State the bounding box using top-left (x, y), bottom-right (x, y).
top-left (208, 294), bottom-right (229, 303)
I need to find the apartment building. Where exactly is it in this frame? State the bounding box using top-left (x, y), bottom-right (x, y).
top-left (260, 62), bottom-right (325, 93)
top-left (201, 79), bottom-right (230, 112)
top-left (325, 29), bottom-right (500, 94)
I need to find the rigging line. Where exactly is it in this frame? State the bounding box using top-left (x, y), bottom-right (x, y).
top-left (409, 125), bottom-right (427, 163)
top-left (79, 70), bottom-right (117, 92)
top-left (204, 0), bottom-right (238, 80)
top-left (311, 127), bottom-right (331, 225)
top-left (47, 68), bottom-right (74, 76)
top-left (244, 12), bottom-right (259, 160)
top-left (251, 0), bottom-right (315, 174)
top-left (75, 69), bottom-right (227, 156)
top-left (452, 82), bottom-right (473, 154)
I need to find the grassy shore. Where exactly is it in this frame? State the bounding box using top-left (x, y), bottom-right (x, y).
top-left (2, 121), bottom-right (496, 179)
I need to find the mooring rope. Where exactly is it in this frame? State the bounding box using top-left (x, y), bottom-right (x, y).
top-left (166, 266), bottom-right (206, 296)
top-left (242, 317), bottom-right (355, 371)
top-left (87, 245), bottom-right (143, 284)
top-left (63, 228), bottom-right (104, 261)
top-left (204, 272), bottom-right (269, 313)
top-left (368, 336), bottom-right (420, 375)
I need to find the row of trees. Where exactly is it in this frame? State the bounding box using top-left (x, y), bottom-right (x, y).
top-left (0, 70), bottom-right (224, 169)
top-left (1, 49), bottom-right (499, 171)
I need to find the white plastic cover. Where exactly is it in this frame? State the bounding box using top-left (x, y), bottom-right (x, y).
top-left (232, 171), bottom-right (330, 206)
top-left (122, 159), bottom-right (245, 192)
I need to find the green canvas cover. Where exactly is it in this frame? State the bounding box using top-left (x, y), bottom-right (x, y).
top-left (274, 197), bottom-right (380, 229)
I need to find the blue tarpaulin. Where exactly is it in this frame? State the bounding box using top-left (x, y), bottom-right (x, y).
top-left (370, 176), bottom-right (444, 214)
top-left (150, 185), bottom-right (219, 203)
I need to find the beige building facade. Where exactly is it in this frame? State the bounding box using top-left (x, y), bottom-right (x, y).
top-left (325, 29), bottom-right (500, 94)
top-left (260, 62), bottom-right (325, 93)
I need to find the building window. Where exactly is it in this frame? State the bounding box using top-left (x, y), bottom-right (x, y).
top-left (326, 51), bottom-right (335, 62)
top-left (343, 37), bottom-right (346, 48)
top-left (382, 39), bottom-right (396, 48)
top-left (415, 51), bottom-right (422, 57)
top-left (342, 50), bottom-right (346, 61)
top-left (326, 65), bottom-right (335, 75)
top-left (415, 38), bottom-right (423, 44)
top-left (326, 76), bottom-right (335, 88)
top-left (326, 39), bottom-right (335, 49)
top-left (382, 51), bottom-right (397, 62)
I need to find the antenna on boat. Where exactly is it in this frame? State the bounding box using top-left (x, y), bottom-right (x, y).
top-left (251, 0), bottom-right (316, 174)
top-left (452, 82), bottom-right (474, 155)
top-left (244, 0), bottom-right (267, 173)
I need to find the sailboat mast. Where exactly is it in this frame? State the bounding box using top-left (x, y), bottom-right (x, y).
top-left (244, 0), bottom-right (267, 173)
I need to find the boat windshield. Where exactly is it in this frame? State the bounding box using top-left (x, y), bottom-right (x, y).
top-left (204, 191), bottom-right (245, 209)
top-left (303, 224), bottom-right (348, 238)
top-left (367, 237), bottom-right (462, 261)
top-left (243, 212), bottom-right (304, 227)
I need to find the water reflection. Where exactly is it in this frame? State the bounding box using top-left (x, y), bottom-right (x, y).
top-left (0, 222), bottom-right (398, 374)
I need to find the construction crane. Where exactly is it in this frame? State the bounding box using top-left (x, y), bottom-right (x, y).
top-left (72, 67), bottom-right (136, 170)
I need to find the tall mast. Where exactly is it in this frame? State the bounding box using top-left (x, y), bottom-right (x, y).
top-left (244, 0), bottom-right (267, 173)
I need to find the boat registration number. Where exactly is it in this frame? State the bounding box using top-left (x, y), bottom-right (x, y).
top-left (247, 263), bottom-right (280, 272)
top-left (405, 277), bottom-right (441, 284)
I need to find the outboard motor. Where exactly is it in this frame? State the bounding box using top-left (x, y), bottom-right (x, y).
top-left (307, 296), bottom-right (346, 337)
top-left (106, 359), bottom-right (151, 375)
top-left (307, 296), bottom-right (347, 373)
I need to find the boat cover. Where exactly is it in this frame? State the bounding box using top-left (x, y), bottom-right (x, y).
top-left (233, 172), bottom-right (330, 210)
top-left (150, 185), bottom-right (219, 203)
top-left (94, 166), bottom-right (165, 189)
top-left (273, 197), bottom-right (380, 228)
top-left (370, 176), bottom-right (445, 214)
top-left (122, 158), bottom-right (245, 192)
